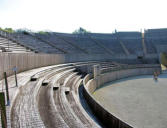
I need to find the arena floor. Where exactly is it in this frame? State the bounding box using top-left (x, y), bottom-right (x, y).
top-left (93, 73), bottom-right (167, 128)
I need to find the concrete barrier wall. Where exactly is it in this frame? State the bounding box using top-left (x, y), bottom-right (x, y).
top-left (0, 53), bottom-right (65, 79)
top-left (98, 67), bottom-right (160, 90)
top-left (65, 53), bottom-right (159, 64)
top-left (65, 54), bottom-right (137, 62)
top-left (83, 65), bottom-right (161, 128)
top-left (0, 52), bottom-right (159, 80)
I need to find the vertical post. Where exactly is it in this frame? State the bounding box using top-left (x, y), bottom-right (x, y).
top-left (142, 32), bottom-right (147, 55)
top-left (0, 92), bottom-right (7, 128)
top-left (13, 67), bottom-right (18, 87)
top-left (93, 65), bottom-right (98, 79)
top-left (7, 33), bottom-right (9, 50)
top-left (93, 64), bottom-right (101, 79)
top-left (93, 65), bottom-right (101, 88)
top-left (14, 71), bottom-right (18, 87)
top-left (4, 72), bottom-right (10, 106)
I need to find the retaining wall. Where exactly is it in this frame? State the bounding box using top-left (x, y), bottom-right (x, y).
top-left (0, 52), bottom-right (159, 80)
top-left (83, 65), bottom-right (161, 128)
top-left (0, 53), bottom-right (65, 79)
top-left (65, 53), bottom-right (159, 64)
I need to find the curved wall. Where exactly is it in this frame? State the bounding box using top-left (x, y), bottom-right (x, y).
top-left (0, 52), bottom-right (159, 80)
top-left (65, 53), bottom-right (158, 64)
top-left (83, 65), bottom-right (161, 128)
top-left (0, 53), bottom-right (65, 79)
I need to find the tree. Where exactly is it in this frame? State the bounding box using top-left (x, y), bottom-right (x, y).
top-left (4, 28), bottom-right (14, 33)
top-left (38, 31), bottom-right (49, 34)
top-left (73, 27), bottom-right (90, 34)
top-left (15, 28), bottom-right (32, 34)
top-left (0, 27), bottom-right (15, 33)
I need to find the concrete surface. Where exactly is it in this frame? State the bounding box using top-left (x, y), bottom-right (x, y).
top-left (0, 65), bottom-right (62, 128)
top-left (93, 74), bottom-right (167, 128)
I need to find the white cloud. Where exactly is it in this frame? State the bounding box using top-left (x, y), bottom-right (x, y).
top-left (0, 0), bottom-right (167, 33)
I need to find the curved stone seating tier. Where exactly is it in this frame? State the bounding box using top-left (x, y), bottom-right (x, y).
top-left (38, 78), bottom-right (69, 128)
top-left (145, 28), bottom-right (167, 36)
top-left (88, 33), bottom-right (117, 39)
top-left (10, 67), bottom-right (64, 127)
top-left (91, 38), bottom-right (125, 54)
top-left (4, 30), bottom-right (167, 54)
top-left (42, 67), bottom-right (75, 83)
top-left (0, 43), bottom-right (27, 50)
top-left (35, 34), bottom-right (84, 54)
top-left (62, 72), bottom-right (78, 87)
top-left (68, 37), bottom-right (107, 54)
top-left (0, 65), bottom-right (64, 128)
top-left (50, 64), bottom-right (101, 127)
top-left (3, 61), bottom-right (120, 128)
top-left (10, 64), bottom-right (77, 127)
top-left (144, 40), bottom-right (156, 54)
top-left (13, 33), bottom-right (62, 54)
top-left (37, 67), bottom-right (76, 128)
top-left (73, 61), bottom-right (117, 68)
top-left (0, 36), bottom-right (30, 52)
top-left (52, 34), bottom-right (89, 54)
top-left (31, 64), bottom-right (74, 80)
top-left (120, 39), bottom-right (143, 55)
top-left (50, 35), bottom-right (107, 54)
top-left (38, 65), bottom-right (95, 127)
top-left (55, 70), bottom-right (76, 86)
top-left (61, 69), bottom-right (100, 127)
top-left (64, 75), bottom-right (98, 127)
top-left (72, 76), bottom-right (82, 94)
top-left (53, 74), bottom-right (83, 128)
top-left (11, 80), bottom-right (45, 128)
top-left (144, 29), bottom-right (167, 54)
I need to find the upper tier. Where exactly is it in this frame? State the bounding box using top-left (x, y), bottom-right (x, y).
top-left (1, 28), bottom-right (167, 55)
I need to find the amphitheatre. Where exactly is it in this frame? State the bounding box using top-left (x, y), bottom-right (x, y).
top-left (0, 28), bottom-right (167, 128)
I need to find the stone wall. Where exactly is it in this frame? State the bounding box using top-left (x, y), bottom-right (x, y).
top-left (83, 65), bottom-right (161, 128)
top-left (65, 54), bottom-right (137, 62)
top-left (0, 52), bottom-right (159, 80)
top-left (0, 53), bottom-right (65, 79)
top-left (65, 53), bottom-right (159, 64)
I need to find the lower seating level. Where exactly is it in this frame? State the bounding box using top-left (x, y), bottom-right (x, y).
top-left (0, 61), bottom-right (119, 128)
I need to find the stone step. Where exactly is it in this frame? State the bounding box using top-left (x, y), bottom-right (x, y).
top-left (162, 70), bottom-right (167, 74)
top-left (53, 84), bottom-right (60, 90)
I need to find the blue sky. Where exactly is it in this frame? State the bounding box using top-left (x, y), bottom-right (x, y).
top-left (0, 0), bottom-right (167, 33)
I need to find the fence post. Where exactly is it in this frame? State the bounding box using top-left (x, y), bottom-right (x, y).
top-left (14, 71), bottom-right (18, 87)
top-left (0, 92), bottom-right (7, 128)
top-left (4, 72), bottom-right (10, 106)
top-left (13, 67), bottom-right (18, 87)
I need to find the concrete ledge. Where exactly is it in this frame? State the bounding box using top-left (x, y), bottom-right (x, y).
top-left (30, 76), bottom-right (38, 81)
top-left (62, 87), bottom-right (70, 95)
top-left (53, 84), bottom-right (59, 90)
top-left (42, 80), bottom-right (49, 86)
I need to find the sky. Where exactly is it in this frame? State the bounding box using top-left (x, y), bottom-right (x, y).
top-left (0, 0), bottom-right (167, 33)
